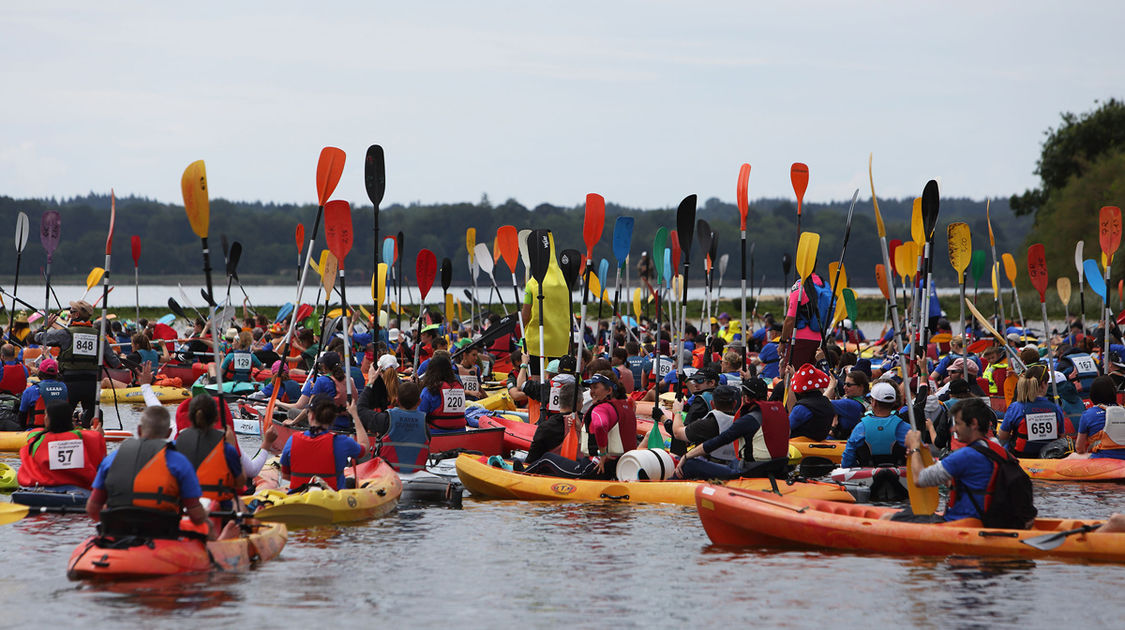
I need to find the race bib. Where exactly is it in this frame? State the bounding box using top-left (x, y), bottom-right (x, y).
top-left (548, 381), bottom-right (562, 412)
top-left (233, 354), bottom-right (252, 371)
top-left (71, 333), bottom-right (98, 357)
top-left (656, 360), bottom-right (674, 378)
top-left (234, 418), bottom-right (261, 435)
top-left (442, 388), bottom-right (466, 414)
top-left (1072, 356), bottom-right (1097, 374)
top-left (48, 439), bottom-right (83, 471)
top-left (462, 375), bottom-right (480, 394)
top-left (1025, 412), bottom-right (1058, 441)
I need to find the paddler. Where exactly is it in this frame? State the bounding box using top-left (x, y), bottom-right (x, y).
top-left (358, 353), bottom-right (399, 414)
top-left (828, 369), bottom-right (870, 439)
top-left (18, 358), bottom-right (68, 429)
top-left (279, 351), bottom-right (350, 430)
top-left (0, 343), bottom-right (28, 397)
top-left (279, 395), bottom-right (368, 491)
top-left (455, 345), bottom-right (485, 401)
top-left (173, 394), bottom-right (245, 510)
top-left (578, 372), bottom-right (637, 479)
top-left (1073, 376), bottom-right (1125, 460)
top-left (785, 363), bottom-right (835, 441)
top-left (252, 360), bottom-right (302, 404)
top-left (779, 269), bottom-right (832, 371)
top-left (417, 351), bottom-right (467, 432)
top-left (6, 312), bottom-right (32, 346)
top-left (216, 330), bottom-right (262, 384)
top-left (369, 381), bottom-right (429, 473)
top-left (979, 345), bottom-right (1008, 395)
top-left (668, 368), bottom-right (719, 456)
top-left (17, 401), bottom-right (106, 489)
top-left (998, 364), bottom-right (1071, 458)
top-left (839, 381), bottom-right (909, 467)
top-left (33, 300), bottom-right (122, 427)
top-left (522, 374), bottom-right (575, 466)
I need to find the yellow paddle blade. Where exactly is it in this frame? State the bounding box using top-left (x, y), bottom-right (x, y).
top-left (445, 293), bottom-right (454, 323)
top-left (633, 288), bottom-right (642, 321)
top-left (466, 228), bottom-right (476, 263)
top-left (321, 251), bottom-right (338, 295)
top-left (832, 297), bottom-right (847, 327)
top-left (796, 232), bottom-right (820, 282)
top-left (181, 160), bottom-right (210, 239)
top-left (929, 332), bottom-right (953, 344)
top-left (910, 197), bottom-right (923, 244)
top-left (602, 289), bottom-right (611, 305)
top-left (359, 304), bottom-right (372, 322)
top-left (308, 250), bottom-right (326, 278)
top-left (991, 262), bottom-right (1000, 296)
top-left (907, 450), bottom-right (940, 515)
top-left (868, 153), bottom-right (886, 239)
top-left (947, 222), bottom-right (971, 281)
top-left (986, 199), bottom-right (995, 248)
top-left (376, 263), bottom-right (388, 308)
top-left (894, 242), bottom-right (914, 282)
top-left (390, 301), bottom-right (400, 315)
top-left (0, 502), bottom-right (33, 526)
top-left (587, 271), bottom-right (602, 300)
top-left (456, 296), bottom-right (463, 322)
top-left (85, 267), bottom-right (105, 291)
top-left (1057, 277), bottom-right (1072, 305)
top-left (1002, 252), bottom-right (1017, 284)
top-left (827, 262), bottom-right (847, 296)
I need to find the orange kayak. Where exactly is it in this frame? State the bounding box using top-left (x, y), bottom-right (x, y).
top-left (695, 484), bottom-right (1125, 562)
top-left (789, 437), bottom-right (845, 463)
top-left (1020, 457), bottom-right (1125, 481)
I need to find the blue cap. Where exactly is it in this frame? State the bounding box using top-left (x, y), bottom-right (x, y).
top-left (582, 374), bottom-right (613, 388)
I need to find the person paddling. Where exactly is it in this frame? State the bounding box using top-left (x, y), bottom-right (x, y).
top-left (279, 395), bottom-right (368, 491)
top-left (34, 300), bottom-right (122, 427)
top-left (17, 358), bottom-right (68, 429)
top-left (173, 394), bottom-right (245, 511)
top-left (17, 401), bottom-right (106, 490)
top-left (370, 381), bottom-right (429, 474)
top-left (839, 381), bottom-right (909, 468)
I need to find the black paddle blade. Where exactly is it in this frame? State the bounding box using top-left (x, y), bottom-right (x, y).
top-left (441, 257), bottom-right (452, 291)
top-left (528, 229), bottom-right (552, 283)
top-left (782, 253), bottom-right (792, 276)
top-left (201, 288), bottom-right (216, 308)
top-left (559, 248), bottom-right (582, 291)
top-left (696, 219), bottom-right (712, 261)
top-left (677, 195), bottom-right (697, 258)
top-left (921, 180), bottom-right (940, 240)
top-left (227, 241), bottom-right (242, 279)
top-left (365, 145), bottom-right (386, 208)
top-left (708, 230), bottom-right (718, 264)
top-left (167, 297), bottom-right (186, 319)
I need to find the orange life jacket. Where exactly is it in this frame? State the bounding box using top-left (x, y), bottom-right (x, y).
top-left (175, 427), bottom-right (238, 501)
top-left (104, 439), bottom-right (182, 513)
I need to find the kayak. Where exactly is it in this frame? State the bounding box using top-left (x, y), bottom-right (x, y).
top-left (470, 390), bottom-right (517, 412)
top-left (455, 454), bottom-right (854, 506)
top-left (100, 385), bottom-right (190, 404)
top-left (191, 378), bottom-right (260, 397)
top-left (67, 521), bottom-right (287, 580)
top-left (789, 437), bottom-right (845, 463)
top-left (0, 463), bottom-right (15, 491)
top-left (694, 484), bottom-right (1125, 563)
top-left (477, 415), bottom-right (535, 452)
top-left (0, 429), bottom-right (131, 453)
top-left (246, 458), bottom-right (402, 527)
top-left (11, 485), bottom-right (91, 507)
top-left (263, 418), bottom-right (507, 458)
top-left (399, 459), bottom-right (465, 509)
top-left (1020, 457), bottom-right (1125, 481)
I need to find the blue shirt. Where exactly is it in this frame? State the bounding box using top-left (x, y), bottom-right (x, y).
top-left (19, 379), bottom-right (68, 413)
top-left (279, 430), bottom-right (365, 490)
top-left (1000, 398), bottom-right (1065, 454)
top-left (758, 343), bottom-right (780, 380)
top-left (1077, 406), bottom-right (1125, 460)
top-left (840, 413), bottom-right (909, 467)
top-left (939, 442), bottom-right (998, 521)
top-left (831, 398), bottom-right (868, 436)
top-left (92, 442), bottom-right (203, 500)
top-left (260, 379), bottom-right (302, 403)
top-left (418, 383), bottom-right (464, 428)
top-left (788, 404), bottom-right (815, 433)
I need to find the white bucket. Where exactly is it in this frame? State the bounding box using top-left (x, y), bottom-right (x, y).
top-left (616, 449), bottom-right (676, 481)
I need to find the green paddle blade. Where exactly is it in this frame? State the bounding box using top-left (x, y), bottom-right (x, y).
top-left (843, 288), bottom-right (858, 322)
top-left (970, 250), bottom-right (987, 286)
top-left (646, 423), bottom-right (666, 449)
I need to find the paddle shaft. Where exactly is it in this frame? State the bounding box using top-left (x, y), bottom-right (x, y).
top-left (677, 254), bottom-right (691, 401)
top-left (338, 269), bottom-right (354, 399)
top-left (959, 279), bottom-right (967, 383)
top-left (8, 251), bottom-right (21, 334)
top-left (1041, 299), bottom-right (1059, 403)
top-left (740, 230), bottom-right (747, 368)
top-left (1105, 264), bottom-right (1112, 366)
top-left (134, 264), bottom-right (140, 323)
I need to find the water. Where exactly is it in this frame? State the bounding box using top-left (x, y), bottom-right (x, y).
top-left (3, 404), bottom-right (1124, 628)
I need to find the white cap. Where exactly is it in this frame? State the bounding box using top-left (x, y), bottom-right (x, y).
top-left (377, 354), bottom-right (399, 372)
top-left (871, 381), bottom-right (897, 403)
top-left (1052, 371), bottom-right (1068, 385)
top-left (388, 328), bottom-right (401, 342)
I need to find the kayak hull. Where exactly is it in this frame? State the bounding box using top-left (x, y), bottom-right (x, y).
top-left (789, 437), bottom-right (845, 463)
top-left (11, 485), bottom-right (91, 507)
top-left (100, 385), bottom-right (190, 404)
top-left (263, 419), bottom-right (506, 458)
top-left (0, 462), bottom-right (16, 491)
top-left (246, 458), bottom-right (402, 527)
top-left (695, 485), bottom-right (1125, 562)
top-left (455, 454), bottom-right (854, 506)
top-left (0, 429), bottom-right (130, 453)
top-left (1020, 457), bottom-right (1125, 481)
top-left (66, 522), bottom-right (287, 580)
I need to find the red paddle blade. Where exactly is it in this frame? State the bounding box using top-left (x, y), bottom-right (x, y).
top-left (295, 223), bottom-right (305, 254)
top-left (968, 339), bottom-right (993, 354)
top-left (875, 264), bottom-right (890, 301)
top-left (315, 147), bottom-right (346, 206)
top-left (583, 193), bottom-right (606, 258)
top-left (888, 239), bottom-right (902, 275)
top-left (736, 163), bottom-right (751, 230)
top-left (1101, 205), bottom-right (1122, 258)
top-left (670, 230), bottom-right (681, 272)
top-left (791, 163), bottom-right (809, 214)
top-left (416, 249), bottom-right (437, 300)
top-left (497, 225), bottom-right (519, 273)
top-left (324, 200), bottom-right (354, 267)
top-left (1027, 243), bottom-right (1048, 301)
top-left (295, 303), bottom-right (314, 322)
top-left (131, 234), bottom-right (141, 266)
top-left (1119, 279), bottom-right (1124, 304)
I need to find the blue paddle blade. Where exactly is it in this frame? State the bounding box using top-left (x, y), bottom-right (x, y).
top-left (612, 216), bottom-right (634, 264)
top-left (275, 302), bottom-right (294, 324)
top-left (663, 248), bottom-right (672, 284)
top-left (1085, 259), bottom-right (1107, 299)
top-left (382, 237), bottom-right (395, 265)
top-left (598, 258), bottom-right (610, 285)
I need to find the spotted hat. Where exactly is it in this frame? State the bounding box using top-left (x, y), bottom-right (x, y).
top-left (791, 363), bottom-right (830, 393)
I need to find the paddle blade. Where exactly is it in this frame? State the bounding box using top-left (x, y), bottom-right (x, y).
top-left (828, 262), bottom-right (847, 296)
top-left (612, 216), bottom-right (634, 264)
top-left (907, 450), bottom-right (940, 515)
top-left (598, 258), bottom-right (610, 286)
top-left (790, 163), bottom-right (809, 214)
top-left (737, 163), bottom-right (751, 230)
top-left (795, 232), bottom-right (820, 281)
top-left (968, 339), bottom-right (994, 354)
top-left (181, 160), bottom-right (209, 238)
top-left (364, 144), bottom-right (386, 207)
top-left (670, 230), bottom-right (682, 272)
top-left (653, 227), bottom-right (668, 270)
top-left (1001, 252), bottom-right (1018, 285)
top-left (1100, 206), bottom-right (1122, 257)
top-left (416, 249), bottom-right (437, 300)
top-left (227, 241), bottom-right (242, 279)
top-left (85, 267), bottom-right (104, 291)
top-left (663, 249), bottom-right (672, 285)
top-left (719, 253), bottom-right (729, 278)
top-left (14, 211), bottom-right (29, 253)
top-left (894, 243), bottom-right (914, 282)
top-left (588, 272), bottom-right (603, 301)
top-left (875, 264), bottom-right (890, 301)
top-left (131, 235), bottom-right (141, 267)
top-left (868, 154), bottom-right (886, 238)
top-left (781, 253), bottom-right (791, 277)
top-left (518, 228), bottom-right (532, 272)
top-left (295, 224), bottom-right (305, 254)
top-left (313, 249), bottom-right (328, 278)
top-left (921, 180), bottom-right (939, 239)
top-left (910, 197), bottom-right (923, 244)
top-left (1027, 244), bottom-right (1048, 301)
top-left (106, 189), bottom-right (116, 255)
top-left (167, 298), bottom-right (186, 320)
top-left (466, 228), bottom-right (477, 263)
top-left (583, 193), bottom-right (606, 257)
top-left (843, 288), bottom-right (858, 322)
top-left (445, 293), bottom-right (454, 324)
top-left (376, 263), bottom-right (388, 307)
top-left (383, 236), bottom-right (396, 265)
top-left (528, 229), bottom-right (552, 283)
top-left (971, 250), bottom-right (987, 283)
top-left (1085, 259), bottom-right (1107, 298)
top-left (1075, 241), bottom-right (1085, 280)
top-left (473, 243), bottom-right (495, 276)
top-left (887, 239), bottom-right (902, 275)
top-left (947, 222), bottom-right (971, 279)
top-left (559, 248), bottom-right (581, 291)
top-left (696, 219), bottom-right (712, 266)
top-left (991, 262), bottom-right (1000, 296)
top-left (441, 257), bottom-right (452, 291)
top-left (1057, 277), bottom-right (1072, 305)
top-left (676, 195), bottom-right (697, 258)
top-left (321, 251), bottom-right (338, 295)
top-left (632, 287), bottom-right (642, 320)
top-left (986, 199), bottom-right (996, 247)
top-left (324, 200), bottom-right (354, 264)
top-left (315, 147), bottom-right (346, 206)
top-left (497, 225), bottom-right (519, 273)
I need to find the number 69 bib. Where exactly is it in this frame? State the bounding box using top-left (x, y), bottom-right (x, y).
top-left (442, 387), bottom-right (466, 414)
top-left (71, 333), bottom-right (98, 357)
top-left (1025, 412), bottom-right (1058, 441)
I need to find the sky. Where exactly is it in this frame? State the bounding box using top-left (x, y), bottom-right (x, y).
top-left (2, 1), bottom-right (1122, 210)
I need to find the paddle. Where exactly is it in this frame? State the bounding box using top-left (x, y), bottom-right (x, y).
top-left (790, 163), bottom-right (809, 257)
top-left (964, 297), bottom-right (1027, 374)
top-left (821, 189), bottom-right (859, 349)
top-left (784, 231), bottom-right (819, 398)
top-left (971, 249), bottom-right (986, 308)
top-left (92, 190), bottom-right (117, 426)
top-left (1021, 523), bottom-right (1101, 551)
top-left (650, 227), bottom-right (668, 391)
top-left (737, 163), bottom-right (751, 366)
top-left (918, 181), bottom-right (940, 357)
top-left (176, 283), bottom-right (206, 321)
top-left (365, 144), bottom-right (386, 332)
top-left (1075, 240), bottom-right (1086, 324)
top-left (325, 200), bottom-right (356, 400)
top-left (413, 248), bottom-right (437, 370)
top-left (781, 253), bottom-right (792, 295)
top-left (181, 160), bottom-right (217, 306)
top-left (474, 242), bottom-right (505, 313)
top-left (1057, 277), bottom-right (1072, 323)
top-left (127, 235), bottom-right (141, 323)
top-left (294, 223), bottom-right (305, 278)
top-left (78, 267), bottom-right (105, 303)
top-left (869, 155), bottom-right (931, 514)
top-left (706, 230), bottom-right (718, 334)
top-left (518, 229), bottom-right (532, 281)
top-left (948, 222), bottom-right (972, 380)
top-left (497, 225), bottom-right (524, 332)
top-left (0, 503), bottom-right (259, 526)
top-left (559, 248), bottom-right (581, 355)
top-left (8, 211), bottom-right (29, 333)
top-left (696, 219), bottom-right (713, 335)
top-left (716, 253), bottom-right (729, 306)
top-left (168, 297), bottom-right (187, 322)
top-left (575, 193), bottom-right (605, 394)
top-left (440, 257), bottom-right (452, 342)
top-left (610, 216), bottom-right (634, 358)
top-left (1003, 252), bottom-right (1025, 328)
top-left (1099, 206), bottom-right (1121, 362)
top-left (466, 228), bottom-right (477, 333)
top-left (397, 231), bottom-right (406, 320)
top-left (674, 196), bottom-right (697, 402)
top-left (875, 263), bottom-right (890, 335)
top-left (985, 200), bottom-right (1005, 330)
top-left (528, 229), bottom-right (552, 424)
top-left (40, 210), bottom-right (60, 324)
top-left (1027, 243), bottom-right (1058, 403)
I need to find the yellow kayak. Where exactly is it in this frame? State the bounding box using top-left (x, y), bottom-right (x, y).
top-left (790, 437), bottom-right (846, 463)
top-left (470, 391), bottom-right (517, 412)
top-left (100, 385), bottom-right (191, 404)
top-left (455, 454), bottom-right (853, 506)
top-left (245, 458), bottom-right (401, 527)
top-left (0, 462), bottom-right (16, 491)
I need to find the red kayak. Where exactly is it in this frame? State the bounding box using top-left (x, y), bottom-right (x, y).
top-left (263, 418), bottom-right (506, 457)
top-left (477, 416), bottom-right (535, 452)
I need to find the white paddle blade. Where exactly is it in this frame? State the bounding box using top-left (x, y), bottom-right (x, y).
top-left (469, 253), bottom-right (479, 281)
top-left (474, 243), bottom-right (495, 276)
top-left (15, 212), bottom-right (29, 252)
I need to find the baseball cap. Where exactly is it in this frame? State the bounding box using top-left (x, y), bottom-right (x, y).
top-left (688, 368), bottom-right (719, 383)
top-left (388, 328), bottom-right (401, 342)
top-left (871, 382), bottom-right (898, 403)
top-left (69, 300), bottom-right (94, 318)
top-left (546, 359), bottom-right (561, 374)
top-left (38, 358), bottom-right (59, 376)
top-left (582, 373), bottom-right (613, 388)
top-left (742, 377), bottom-right (768, 400)
top-left (319, 351), bottom-right (341, 370)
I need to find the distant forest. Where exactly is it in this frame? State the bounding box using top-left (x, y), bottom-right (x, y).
top-left (0, 192), bottom-right (1032, 290)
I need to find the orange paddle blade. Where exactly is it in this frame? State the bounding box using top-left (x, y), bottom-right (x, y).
top-left (584, 193), bottom-right (606, 258)
top-left (790, 163), bottom-right (809, 214)
top-left (868, 153), bottom-right (886, 239)
top-left (1027, 244), bottom-right (1048, 301)
top-left (181, 160), bottom-right (209, 238)
top-left (1100, 205), bottom-right (1122, 258)
top-left (324, 200), bottom-right (354, 266)
top-left (497, 225), bottom-right (519, 273)
top-left (736, 163), bottom-right (751, 230)
top-left (315, 147), bottom-right (346, 206)
top-left (875, 264), bottom-right (890, 301)
top-left (1002, 252), bottom-right (1017, 284)
top-left (986, 199), bottom-right (996, 248)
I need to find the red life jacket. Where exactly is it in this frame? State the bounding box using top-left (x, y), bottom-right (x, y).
top-left (947, 439), bottom-right (1009, 512)
top-left (29, 380), bottom-right (69, 428)
top-left (426, 381), bottom-right (467, 431)
top-left (1012, 399), bottom-right (1072, 455)
top-left (734, 400), bottom-right (790, 461)
top-left (104, 439), bottom-right (182, 513)
top-left (175, 427), bottom-right (238, 501)
top-left (288, 430), bottom-right (340, 490)
top-left (0, 362), bottom-right (27, 396)
top-left (378, 408), bottom-right (430, 473)
top-left (17, 428), bottom-right (106, 488)
top-left (580, 398), bottom-right (638, 456)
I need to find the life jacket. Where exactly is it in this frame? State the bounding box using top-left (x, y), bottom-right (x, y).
top-left (29, 380), bottom-right (70, 428)
top-left (722, 371), bottom-right (742, 390)
top-left (982, 360), bottom-right (1008, 395)
top-left (0, 361), bottom-right (27, 396)
top-left (426, 381), bottom-right (467, 431)
top-left (691, 346), bottom-right (707, 369)
top-left (1090, 406), bottom-right (1125, 454)
top-left (948, 439), bottom-right (1037, 528)
top-left (733, 400), bottom-right (791, 463)
top-left (378, 408), bottom-right (430, 473)
top-left (175, 427), bottom-right (237, 501)
top-left (855, 412), bottom-right (908, 466)
top-left (1061, 352), bottom-right (1099, 393)
top-left (223, 350), bottom-right (255, 382)
top-left (326, 373), bottom-right (348, 408)
top-left (288, 429), bottom-right (341, 490)
top-left (791, 392), bottom-right (835, 441)
top-left (104, 439), bottom-right (182, 513)
top-left (793, 274), bottom-right (832, 332)
top-left (647, 355), bottom-right (675, 390)
top-left (458, 364), bottom-right (482, 397)
top-left (17, 428), bottom-right (104, 488)
top-left (626, 356), bottom-right (645, 384)
top-left (58, 322), bottom-right (101, 374)
top-left (705, 409), bottom-right (739, 463)
top-left (1011, 399), bottom-right (1070, 455)
top-left (580, 398), bottom-right (639, 457)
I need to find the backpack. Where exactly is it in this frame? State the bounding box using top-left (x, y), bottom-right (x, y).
top-left (796, 275), bottom-right (833, 333)
top-left (960, 442), bottom-right (1038, 529)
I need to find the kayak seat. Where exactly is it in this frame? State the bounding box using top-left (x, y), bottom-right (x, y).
top-left (98, 507), bottom-right (181, 540)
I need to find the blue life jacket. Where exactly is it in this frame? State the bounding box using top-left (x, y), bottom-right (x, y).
top-left (378, 408), bottom-right (429, 473)
top-left (794, 275), bottom-right (832, 333)
top-left (856, 412), bottom-right (906, 466)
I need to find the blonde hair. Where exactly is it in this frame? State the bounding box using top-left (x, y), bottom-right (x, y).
top-left (1015, 364), bottom-right (1048, 403)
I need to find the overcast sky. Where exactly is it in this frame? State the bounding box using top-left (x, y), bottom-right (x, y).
top-left (2, 1), bottom-right (1121, 210)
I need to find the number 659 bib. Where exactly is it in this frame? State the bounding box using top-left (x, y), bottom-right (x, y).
top-left (1025, 412), bottom-right (1058, 441)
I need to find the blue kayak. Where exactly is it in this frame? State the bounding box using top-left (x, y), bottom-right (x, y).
top-left (12, 485), bottom-right (91, 508)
